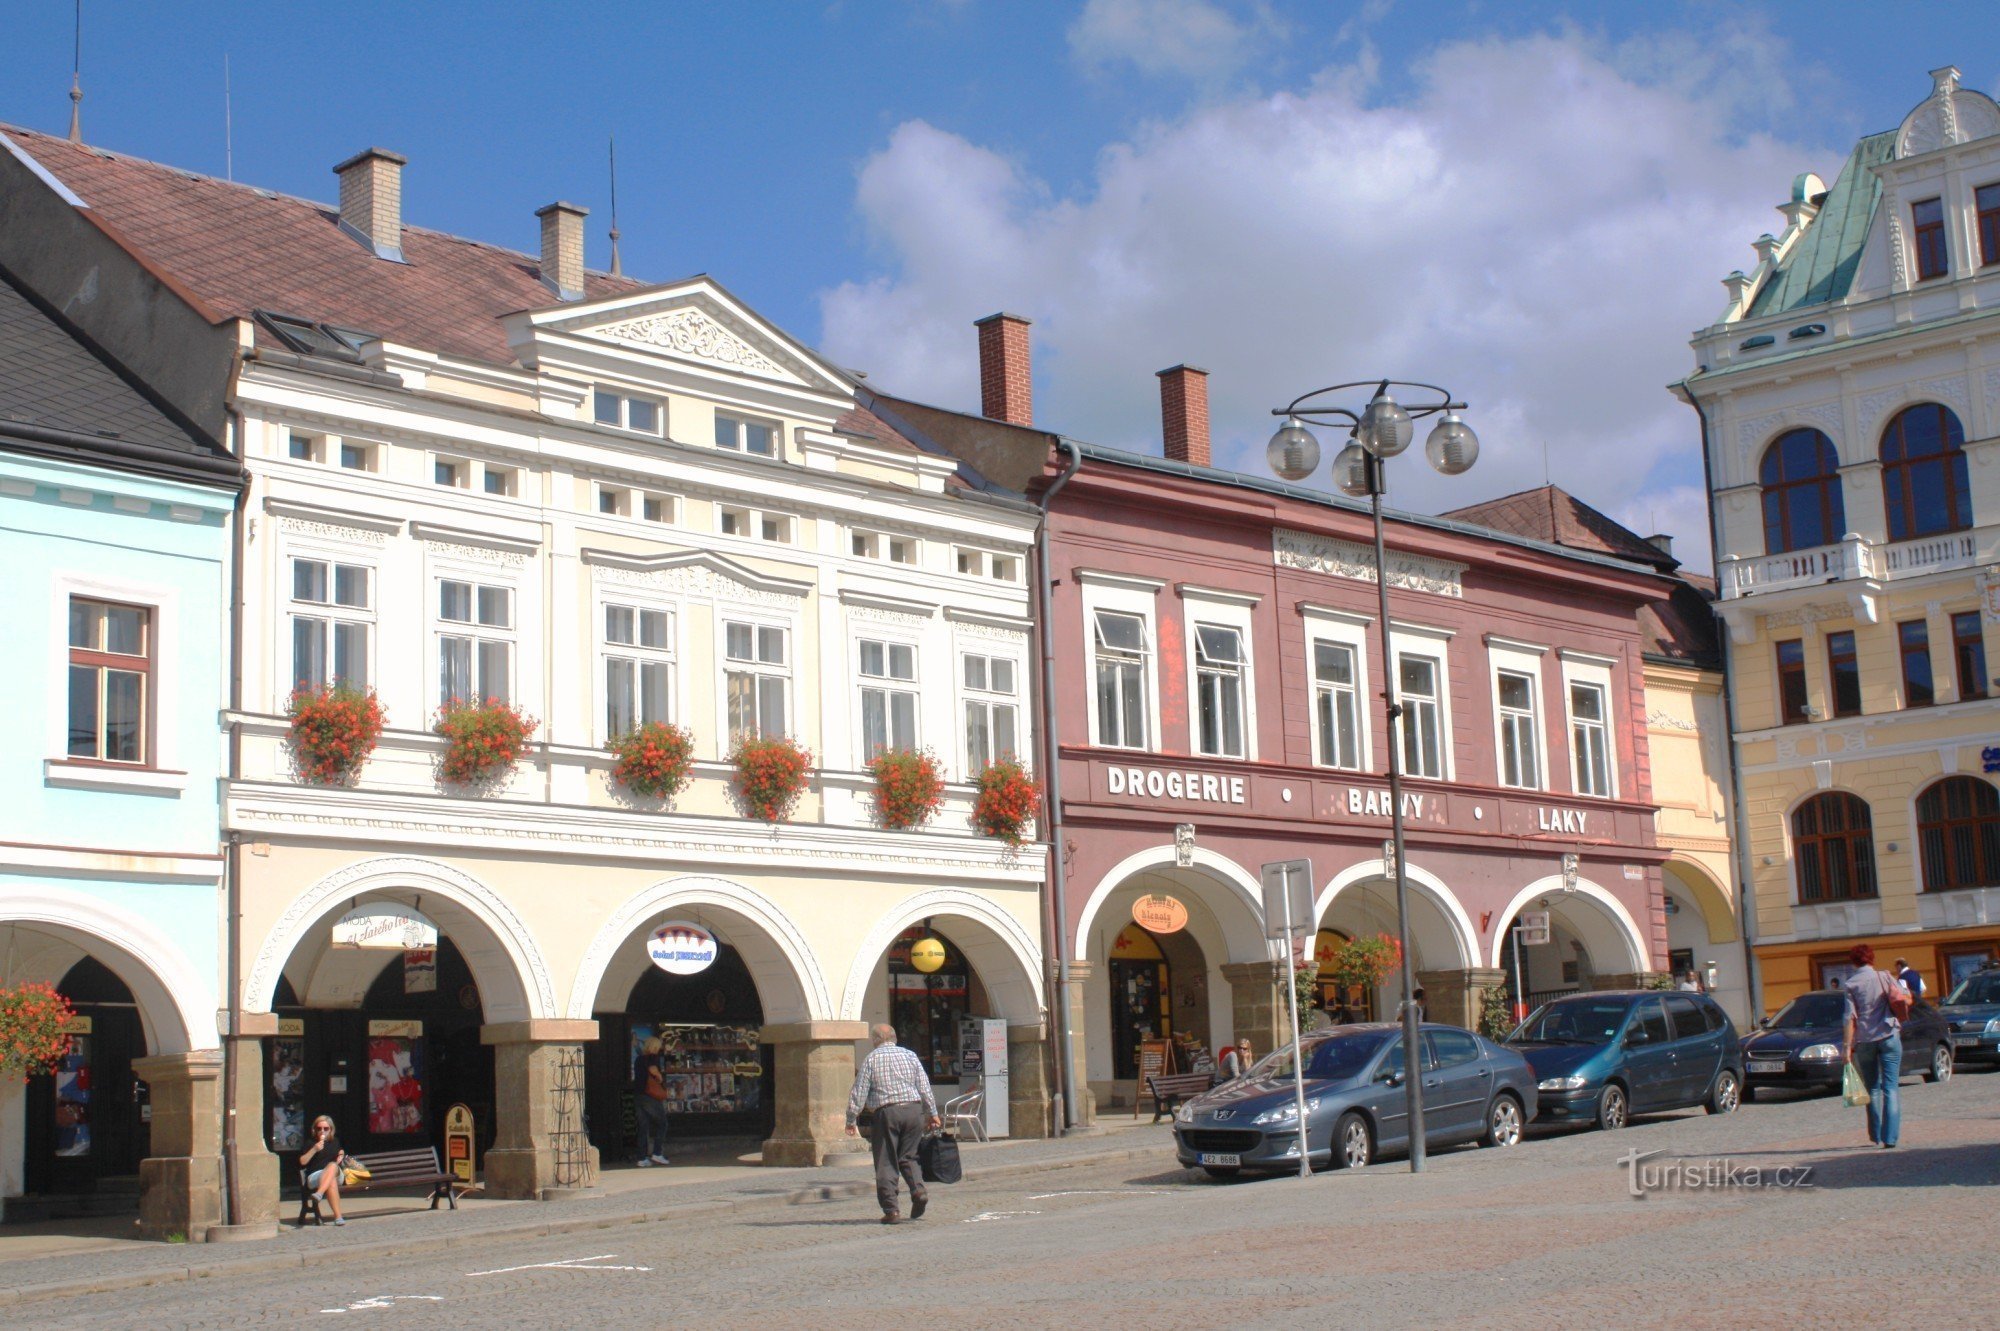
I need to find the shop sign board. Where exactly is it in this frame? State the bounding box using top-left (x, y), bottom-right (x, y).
top-left (278, 1018), bottom-right (305, 1037)
top-left (1131, 894), bottom-right (1189, 935)
top-left (444, 1103), bottom-right (477, 1185)
top-left (646, 920), bottom-right (719, 975)
top-left (368, 1019), bottom-right (422, 1038)
top-left (331, 904), bottom-right (438, 951)
top-left (403, 947), bottom-right (437, 994)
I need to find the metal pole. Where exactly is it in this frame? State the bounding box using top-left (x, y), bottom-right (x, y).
top-left (1369, 453), bottom-right (1426, 1172)
top-left (1280, 865), bottom-right (1311, 1180)
top-left (1511, 921), bottom-right (1526, 1024)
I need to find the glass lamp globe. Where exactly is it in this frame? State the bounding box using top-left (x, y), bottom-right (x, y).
top-left (1266, 417), bottom-right (1321, 482)
top-left (1334, 441), bottom-right (1372, 497)
top-left (1424, 412), bottom-right (1479, 475)
top-left (1358, 391), bottom-right (1413, 458)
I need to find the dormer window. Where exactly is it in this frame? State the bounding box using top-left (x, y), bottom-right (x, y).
top-left (715, 413), bottom-right (777, 458)
top-left (1912, 198), bottom-right (1948, 281)
top-left (593, 388), bottom-right (661, 434)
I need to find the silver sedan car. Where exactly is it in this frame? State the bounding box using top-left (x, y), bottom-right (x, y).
top-left (1173, 1024), bottom-right (1539, 1176)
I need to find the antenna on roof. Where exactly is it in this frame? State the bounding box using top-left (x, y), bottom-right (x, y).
top-left (224, 53), bottom-right (233, 180)
top-left (607, 134), bottom-right (623, 278)
top-left (67, 0), bottom-right (83, 143)
top-left (1541, 438), bottom-right (1550, 486)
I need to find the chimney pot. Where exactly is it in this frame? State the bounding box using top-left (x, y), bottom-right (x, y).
top-left (1646, 533), bottom-right (1674, 557)
top-left (975, 313), bottom-right (1033, 425)
top-left (332, 147), bottom-right (407, 261)
top-left (537, 201), bottom-right (590, 301)
top-left (1157, 364), bottom-right (1211, 468)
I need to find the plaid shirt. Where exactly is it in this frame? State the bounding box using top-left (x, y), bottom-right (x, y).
top-left (847, 1042), bottom-right (937, 1125)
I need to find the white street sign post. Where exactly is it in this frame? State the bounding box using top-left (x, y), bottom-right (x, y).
top-left (1262, 859), bottom-right (1313, 1180)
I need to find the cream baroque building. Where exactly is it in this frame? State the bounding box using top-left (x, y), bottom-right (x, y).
top-left (1679, 68), bottom-right (2000, 1016)
top-left (0, 129), bottom-right (1048, 1221)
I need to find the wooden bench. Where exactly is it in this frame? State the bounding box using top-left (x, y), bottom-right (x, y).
top-left (1145, 1071), bottom-right (1215, 1123)
top-left (298, 1146), bottom-right (467, 1226)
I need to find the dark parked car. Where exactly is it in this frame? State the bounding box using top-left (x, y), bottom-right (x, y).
top-left (1740, 990), bottom-right (1952, 1098)
top-left (1938, 965), bottom-right (2000, 1068)
top-left (1505, 990), bottom-right (1743, 1130)
top-left (1172, 1024), bottom-right (1539, 1175)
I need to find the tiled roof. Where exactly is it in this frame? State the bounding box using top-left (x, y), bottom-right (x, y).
top-left (0, 264), bottom-right (218, 459)
top-left (1441, 485), bottom-right (1677, 570)
top-left (1638, 577), bottom-right (1721, 669)
top-left (1745, 131), bottom-right (1896, 319)
top-left (2, 124), bottom-right (645, 367)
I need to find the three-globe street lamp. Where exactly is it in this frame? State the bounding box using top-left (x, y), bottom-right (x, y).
top-left (1266, 381), bottom-right (1479, 1174)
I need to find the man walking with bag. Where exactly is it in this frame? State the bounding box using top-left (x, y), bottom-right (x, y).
top-left (845, 1023), bottom-right (940, 1224)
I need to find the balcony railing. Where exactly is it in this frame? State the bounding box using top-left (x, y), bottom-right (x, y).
top-left (1721, 524), bottom-right (2000, 599)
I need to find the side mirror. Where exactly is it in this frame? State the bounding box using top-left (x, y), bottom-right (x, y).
top-left (1757, 1016), bottom-right (1773, 1028)
top-left (1625, 1027), bottom-right (1649, 1046)
top-left (1376, 1068), bottom-right (1405, 1087)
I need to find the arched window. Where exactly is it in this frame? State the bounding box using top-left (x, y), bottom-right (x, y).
top-left (1880, 403), bottom-right (1971, 541)
top-left (1760, 429), bottom-right (1846, 554)
top-left (1917, 776), bottom-right (2000, 892)
top-left (1792, 792), bottom-right (1876, 903)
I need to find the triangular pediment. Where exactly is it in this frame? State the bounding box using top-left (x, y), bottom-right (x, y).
top-left (523, 281), bottom-right (846, 394)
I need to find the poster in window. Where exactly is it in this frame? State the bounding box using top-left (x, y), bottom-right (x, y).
top-left (53, 1036), bottom-right (91, 1157)
top-left (270, 1036), bottom-right (307, 1149)
top-left (367, 1036), bottom-right (425, 1134)
top-left (403, 947), bottom-right (437, 995)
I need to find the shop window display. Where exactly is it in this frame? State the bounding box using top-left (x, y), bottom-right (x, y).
top-left (1109, 923), bottom-right (1171, 1080)
top-left (53, 1035), bottom-right (91, 1158)
top-left (626, 1023), bottom-right (762, 1116)
top-left (270, 1032), bottom-right (307, 1150)
top-left (886, 927), bottom-right (972, 1082)
top-left (367, 1035), bottom-right (425, 1134)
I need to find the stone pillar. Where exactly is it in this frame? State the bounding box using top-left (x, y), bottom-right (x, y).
top-left (1005, 1022), bottom-right (1052, 1139)
top-left (1058, 961), bottom-right (1096, 1126)
top-left (1416, 968), bottom-right (1509, 1033)
top-left (132, 1049), bottom-right (224, 1241)
top-left (480, 1020), bottom-right (599, 1200)
top-left (224, 1017), bottom-right (282, 1231)
top-left (1223, 961), bottom-right (1284, 1055)
top-left (760, 1021), bottom-right (867, 1166)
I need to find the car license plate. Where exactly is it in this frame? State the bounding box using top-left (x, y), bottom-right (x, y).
top-left (1198, 1153), bottom-right (1240, 1167)
top-left (1747, 1059), bottom-right (1787, 1074)
top-left (1953, 1034), bottom-right (1978, 1047)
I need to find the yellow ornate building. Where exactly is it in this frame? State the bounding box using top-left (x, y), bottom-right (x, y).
top-left (1680, 68), bottom-right (2000, 1014)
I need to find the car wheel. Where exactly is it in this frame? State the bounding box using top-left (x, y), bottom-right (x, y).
top-left (1200, 1166), bottom-right (1240, 1180)
top-left (1332, 1112), bottom-right (1373, 1169)
top-left (1925, 1042), bottom-right (1953, 1084)
top-left (1705, 1069), bottom-right (1741, 1115)
top-left (1596, 1083), bottom-right (1629, 1131)
top-left (1481, 1093), bottom-right (1524, 1147)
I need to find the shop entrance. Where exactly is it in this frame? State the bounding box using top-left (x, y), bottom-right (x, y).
top-left (23, 957), bottom-right (149, 1199)
top-left (1107, 924), bottom-right (1210, 1079)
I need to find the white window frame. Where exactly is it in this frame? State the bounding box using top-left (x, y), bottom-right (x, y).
top-left (285, 430), bottom-right (323, 464)
top-left (1080, 572), bottom-right (1165, 752)
top-left (1389, 622), bottom-right (1456, 781)
top-left (335, 438), bottom-right (378, 472)
top-left (958, 648), bottom-right (1024, 776)
top-left (718, 613), bottom-right (793, 750)
top-left (594, 587), bottom-right (680, 744)
top-left (45, 570), bottom-right (184, 777)
top-left (285, 550), bottom-right (377, 695)
top-left (480, 463), bottom-right (518, 498)
top-left (715, 411), bottom-right (779, 458)
top-left (855, 635), bottom-right (922, 760)
top-left (718, 503), bottom-right (793, 544)
top-left (1180, 589), bottom-right (1258, 759)
top-left (431, 454), bottom-right (470, 490)
top-left (432, 568), bottom-right (519, 708)
top-left (1302, 605), bottom-right (1372, 772)
top-left (592, 386), bottom-right (663, 435)
top-left (1560, 649), bottom-right (1620, 799)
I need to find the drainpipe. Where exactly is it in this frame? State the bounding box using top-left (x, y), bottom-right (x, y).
top-left (1678, 380), bottom-right (1764, 1020)
top-left (1034, 439), bottom-right (1083, 1132)
top-left (221, 398), bottom-right (249, 1230)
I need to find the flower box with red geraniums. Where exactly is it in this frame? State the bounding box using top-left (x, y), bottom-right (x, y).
top-left (730, 734), bottom-right (812, 823)
top-left (1320, 932), bottom-right (1402, 992)
top-left (434, 698), bottom-right (539, 788)
top-left (0, 983), bottom-right (76, 1080)
top-left (868, 748), bottom-right (946, 831)
top-left (972, 759), bottom-right (1042, 847)
top-left (609, 721), bottom-right (697, 803)
top-left (286, 683), bottom-right (386, 786)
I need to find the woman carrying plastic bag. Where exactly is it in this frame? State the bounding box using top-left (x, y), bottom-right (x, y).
top-left (1840, 943), bottom-right (1908, 1147)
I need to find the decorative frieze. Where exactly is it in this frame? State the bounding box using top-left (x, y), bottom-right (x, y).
top-left (1272, 528), bottom-right (1463, 598)
top-left (596, 306), bottom-right (790, 380)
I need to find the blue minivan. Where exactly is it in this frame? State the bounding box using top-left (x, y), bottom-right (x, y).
top-left (1505, 990), bottom-right (1744, 1130)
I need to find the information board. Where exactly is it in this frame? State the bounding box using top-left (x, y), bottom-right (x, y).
top-left (444, 1103), bottom-right (477, 1186)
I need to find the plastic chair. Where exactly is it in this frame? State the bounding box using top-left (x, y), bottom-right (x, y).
top-left (943, 1084), bottom-right (987, 1141)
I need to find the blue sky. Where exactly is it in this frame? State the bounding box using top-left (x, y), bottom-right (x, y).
top-left (2, 1), bottom-right (1994, 564)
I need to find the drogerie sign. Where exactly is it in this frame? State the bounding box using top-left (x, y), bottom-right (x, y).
top-left (1105, 764), bottom-right (1247, 805)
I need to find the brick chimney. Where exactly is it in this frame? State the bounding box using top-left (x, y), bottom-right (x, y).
top-left (976, 313), bottom-right (1032, 425)
top-left (333, 148), bottom-right (407, 261)
top-left (1158, 364), bottom-right (1211, 467)
top-left (537, 201), bottom-right (589, 301)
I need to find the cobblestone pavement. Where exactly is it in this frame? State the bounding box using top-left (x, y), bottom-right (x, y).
top-left (26, 1068), bottom-right (2000, 1330)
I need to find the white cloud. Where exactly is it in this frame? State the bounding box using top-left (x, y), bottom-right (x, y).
top-left (1067, 0), bottom-right (1276, 83)
top-left (821, 29), bottom-right (1839, 572)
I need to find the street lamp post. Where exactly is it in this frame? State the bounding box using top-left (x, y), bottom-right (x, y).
top-left (1266, 381), bottom-right (1479, 1174)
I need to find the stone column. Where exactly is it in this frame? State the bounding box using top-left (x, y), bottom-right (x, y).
top-left (132, 1049), bottom-right (223, 1241)
top-left (1222, 961), bottom-right (1283, 1055)
top-left (1058, 961), bottom-right (1096, 1126)
top-left (224, 1014), bottom-right (282, 1231)
top-left (1416, 968), bottom-right (1509, 1033)
top-left (760, 1021), bottom-right (867, 1166)
top-left (480, 1019), bottom-right (599, 1200)
top-left (1005, 1022), bottom-right (1052, 1139)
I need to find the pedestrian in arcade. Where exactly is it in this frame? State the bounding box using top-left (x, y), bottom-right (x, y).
top-left (1842, 944), bottom-right (1910, 1149)
top-left (299, 1114), bottom-right (349, 1226)
top-left (1895, 957), bottom-right (1925, 1002)
top-left (634, 1036), bottom-right (670, 1167)
top-left (845, 1024), bottom-right (940, 1225)
top-left (1219, 1038), bottom-right (1255, 1080)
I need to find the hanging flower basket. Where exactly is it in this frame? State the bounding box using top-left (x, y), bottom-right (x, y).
top-left (285, 683), bottom-right (386, 786)
top-left (434, 698), bottom-right (539, 788)
top-left (0, 983), bottom-right (76, 1081)
top-left (1320, 933), bottom-right (1403, 992)
top-left (868, 748), bottom-right (946, 831)
top-left (609, 721), bottom-right (697, 803)
top-left (730, 734), bottom-right (813, 823)
top-left (971, 759), bottom-right (1042, 847)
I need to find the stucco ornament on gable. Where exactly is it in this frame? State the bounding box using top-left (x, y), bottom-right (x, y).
top-left (1272, 528), bottom-right (1464, 598)
top-left (596, 307), bottom-right (797, 382)
top-left (1896, 67), bottom-right (2000, 157)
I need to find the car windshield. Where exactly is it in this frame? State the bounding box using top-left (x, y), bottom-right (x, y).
top-left (1249, 1031), bottom-right (1390, 1081)
top-left (1512, 998), bottom-right (1630, 1044)
top-left (1768, 993), bottom-right (1847, 1028)
top-left (1945, 972), bottom-right (2000, 1005)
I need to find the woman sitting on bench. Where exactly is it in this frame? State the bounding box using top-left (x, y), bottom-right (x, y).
top-left (300, 1114), bottom-right (349, 1226)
